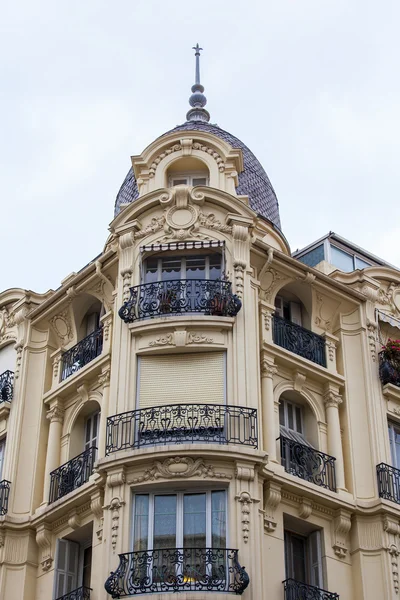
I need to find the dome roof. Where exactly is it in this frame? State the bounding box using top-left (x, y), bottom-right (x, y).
top-left (114, 121), bottom-right (281, 229)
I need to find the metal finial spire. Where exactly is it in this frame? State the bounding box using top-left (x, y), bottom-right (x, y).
top-left (186, 43), bottom-right (210, 123)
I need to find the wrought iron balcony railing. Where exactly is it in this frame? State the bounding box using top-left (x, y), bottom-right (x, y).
top-left (55, 586), bottom-right (92, 600)
top-left (118, 279), bottom-right (242, 323)
top-left (283, 578), bottom-right (339, 600)
top-left (106, 403), bottom-right (258, 454)
top-left (104, 547), bottom-right (249, 597)
top-left (0, 370), bottom-right (14, 403)
top-left (377, 462), bottom-right (400, 504)
top-left (61, 327), bottom-right (103, 381)
top-left (379, 353), bottom-right (400, 387)
top-left (273, 315), bottom-right (326, 367)
top-left (0, 480), bottom-right (11, 515)
top-left (280, 437), bottom-right (336, 492)
top-left (49, 446), bottom-right (97, 503)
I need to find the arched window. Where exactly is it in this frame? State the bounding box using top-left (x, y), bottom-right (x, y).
top-left (166, 157), bottom-right (209, 188)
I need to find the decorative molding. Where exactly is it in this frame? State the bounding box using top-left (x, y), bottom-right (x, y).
top-left (366, 319), bottom-right (378, 362)
top-left (15, 342), bottom-right (23, 379)
top-left (107, 470), bottom-right (126, 488)
top-left (260, 360), bottom-right (277, 380)
top-left (0, 306), bottom-right (16, 344)
top-left (129, 457), bottom-right (232, 484)
top-left (332, 509), bottom-right (351, 559)
top-left (68, 509), bottom-right (81, 530)
top-left (77, 382), bottom-right (89, 404)
top-left (384, 515), bottom-right (400, 536)
top-left (237, 491), bottom-right (253, 544)
top-left (91, 489), bottom-right (104, 541)
top-left (46, 403), bottom-right (64, 424)
top-left (108, 497), bottom-right (124, 553)
top-left (187, 332), bottom-right (214, 344)
top-left (36, 523), bottom-right (53, 572)
top-left (148, 143), bottom-right (182, 177)
top-left (98, 368), bottom-right (111, 388)
top-left (149, 334), bottom-right (174, 348)
top-left (198, 211), bottom-right (232, 234)
top-left (235, 463), bottom-right (255, 482)
top-left (293, 371), bottom-right (306, 392)
top-left (260, 268), bottom-right (290, 303)
top-left (135, 216), bottom-right (166, 239)
top-left (50, 309), bottom-right (73, 346)
top-left (388, 544), bottom-right (400, 595)
top-left (264, 481), bottom-right (281, 533)
top-left (326, 340), bottom-right (336, 362)
top-left (298, 498), bottom-right (312, 520)
top-left (323, 389), bottom-right (343, 410)
top-left (192, 141), bottom-right (225, 171)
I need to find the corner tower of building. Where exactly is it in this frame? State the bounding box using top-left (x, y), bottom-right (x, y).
top-left (114, 46), bottom-right (282, 230)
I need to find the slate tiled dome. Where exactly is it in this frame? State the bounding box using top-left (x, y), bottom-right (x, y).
top-left (114, 121), bottom-right (281, 230)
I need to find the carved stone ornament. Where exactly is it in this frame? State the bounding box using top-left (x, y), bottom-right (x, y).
top-left (264, 481), bottom-right (281, 533)
top-left (91, 490), bottom-right (104, 541)
top-left (149, 334), bottom-right (174, 348)
top-left (260, 360), bottom-right (277, 380)
top-left (36, 523), bottom-right (53, 572)
top-left (135, 215), bottom-right (166, 240)
top-left (298, 498), bottom-right (312, 520)
top-left (198, 211), bottom-right (232, 234)
top-left (129, 457), bottom-right (232, 484)
top-left (324, 389), bottom-right (343, 410)
top-left (388, 544), bottom-right (400, 594)
top-left (147, 141), bottom-right (225, 179)
top-left (0, 306), bottom-right (16, 344)
top-left (50, 309), bottom-right (74, 346)
top-left (108, 497), bottom-right (124, 552)
top-left (46, 404), bottom-right (64, 424)
top-left (187, 332), bottom-right (214, 344)
top-left (237, 492), bottom-right (253, 544)
top-left (367, 319), bottom-right (378, 362)
top-left (332, 509), bottom-right (351, 559)
top-left (260, 268), bottom-right (290, 304)
top-left (314, 292), bottom-right (340, 333)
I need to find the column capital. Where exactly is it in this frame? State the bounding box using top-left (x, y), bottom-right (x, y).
top-left (323, 389), bottom-right (342, 409)
top-left (261, 359), bottom-right (277, 379)
top-left (46, 399), bottom-right (64, 424)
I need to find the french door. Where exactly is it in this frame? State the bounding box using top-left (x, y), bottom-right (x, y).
top-left (132, 491), bottom-right (227, 584)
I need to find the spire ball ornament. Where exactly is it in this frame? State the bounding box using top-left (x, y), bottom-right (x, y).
top-left (186, 43), bottom-right (210, 123)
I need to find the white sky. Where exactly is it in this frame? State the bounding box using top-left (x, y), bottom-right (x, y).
top-left (1, 0), bottom-right (399, 293)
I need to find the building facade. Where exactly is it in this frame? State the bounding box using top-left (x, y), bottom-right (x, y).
top-left (1, 49), bottom-right (400, 600)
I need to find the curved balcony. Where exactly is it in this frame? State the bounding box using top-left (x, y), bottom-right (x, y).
top-left (118, 279), bottom-right (242, 323)
top-left (283, 578), bottom-right (339, 599)
top-left (379, 353), bottom-right (400, 387)
top-left (280, 437), bottom-right (336, 492)
top-left (61, 327), bottom-right (103, 381)
top-left (0, 480), bottom-right (11, 515)
top-left (0, 370), bottom-right (14, 403)
top-left (104, 548), bottom-right (249, 597)
top-left (273, 315), bottom-right (326, 367)
top-left (377, 462), bottom-right (400, 504)
top-left (49, 446), bottom-right (97, 503)
top-left (106, 403), bottom-right (258, 454)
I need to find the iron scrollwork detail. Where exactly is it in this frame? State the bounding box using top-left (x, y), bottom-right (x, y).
top-left (377, 462), bottom-right (400, 504)
top-left (280, 437), bottom-right (336, 492)
top-left (273, 315), bottom-right (326, 367)
top-left (104, 547), bottom-right (249, 597)
top-left (283, 578), bottom-right (339, 600)
top-left (0, 370), bottom-right (14, 403)
top-left (118, 279), bottom-right (242, 323)
top-left (49, 446), bottom-right (97, 503)
top-left (0, 480), bottom-right (11, 516)
top-left (106, 403), bottom-right (258, 454)
top-left (55, 586), bottom-right (92, 600)
top-left (61, 328), bottom-right (103, 381)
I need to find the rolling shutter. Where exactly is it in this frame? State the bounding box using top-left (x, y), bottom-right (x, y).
top-left (138, 352), bottom-right (225, 409)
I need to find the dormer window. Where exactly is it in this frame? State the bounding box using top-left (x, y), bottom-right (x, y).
top-left (169, 173), bottom-right (209, 187)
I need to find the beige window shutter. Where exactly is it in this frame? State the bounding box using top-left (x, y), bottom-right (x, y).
top-left (138, 352), bottom-right (226, 409)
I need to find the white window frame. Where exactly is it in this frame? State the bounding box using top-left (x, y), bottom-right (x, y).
top-left (0, 438), bottom-right (5, 480)
top-left (84, 412), bottom-right (99, 452)
top-left (131, 489), bottom-right (228, 551)
top-left (142, 254), bottom-right (223, 284)
top-left (168, 172), bottom-right (209, 188)
top-left (279, 399), bottom-right (304, 435)
top-left (53, 539), bottom-right (80, 598)
top-left (388, 420), bottom-right (400, 469)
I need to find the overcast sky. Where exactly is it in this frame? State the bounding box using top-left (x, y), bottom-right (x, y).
top-left (1, 1), bottom-right (399, 293)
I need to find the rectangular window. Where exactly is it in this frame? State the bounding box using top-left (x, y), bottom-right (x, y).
top-left (330, 245), bottom-right (354, 272)
top-left (54, 539), bottom-right (79, 598)
top-left (388, 421), bottom-right (400, 469)
top-left (84, 412), bottom-right (99, 452)
top-left (274, 296), bottom-right (302, 326)
top-left (143, 254), bottom-right (222, 284)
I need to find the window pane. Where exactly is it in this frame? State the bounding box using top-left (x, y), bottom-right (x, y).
top-left (134, 495), bottom-right (149, 552)
top-left (355, 256), bottom-right (371, 270)
top-left (295, 406), bottom-right (302, 433)
top-left (209, 254), bottom-right (222, 280)
top-left (172, 179), bottom-right (188, 186)
top-left (211, 491), bottom-right (226, 548)
top-left (145, 258), bottom-right (159, 283)
top-left (183, 493), bottom-right (206, 548)
top-left (287, 403), bottom-right (294, 430)
top-left (192, 177), bottom-right (207, 186)
top-left (330, 245), bottom-right (354, 272)
top-left (291, 535), bottom-right (306, 583)
top-left (279, 402), bottom-right (285, 426)
top-left (297, 245), bottom-right (325, 268)
top-left (186, 256), bottom-right (206, 279)
top-left (161, 258), bottom-right (182, 281)
top-left (154, 495), bottom-right (177, 549)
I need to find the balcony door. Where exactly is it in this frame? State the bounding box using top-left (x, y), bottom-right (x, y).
top-left (132, 491), bottom-right (226, 584)
top-left (54, 539), bottom-right (79, 598)
top-left (0, 439), bottom-right (5, 480)
top-left (284, 530), bottom-right (322, 588)
top-left (388, 421), bottom-right (400, 469)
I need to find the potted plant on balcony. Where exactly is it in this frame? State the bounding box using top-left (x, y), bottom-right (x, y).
top-left (158, 289), bottom-right (176, 314)
top-left (380, 339), bottom-right (400, 386)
